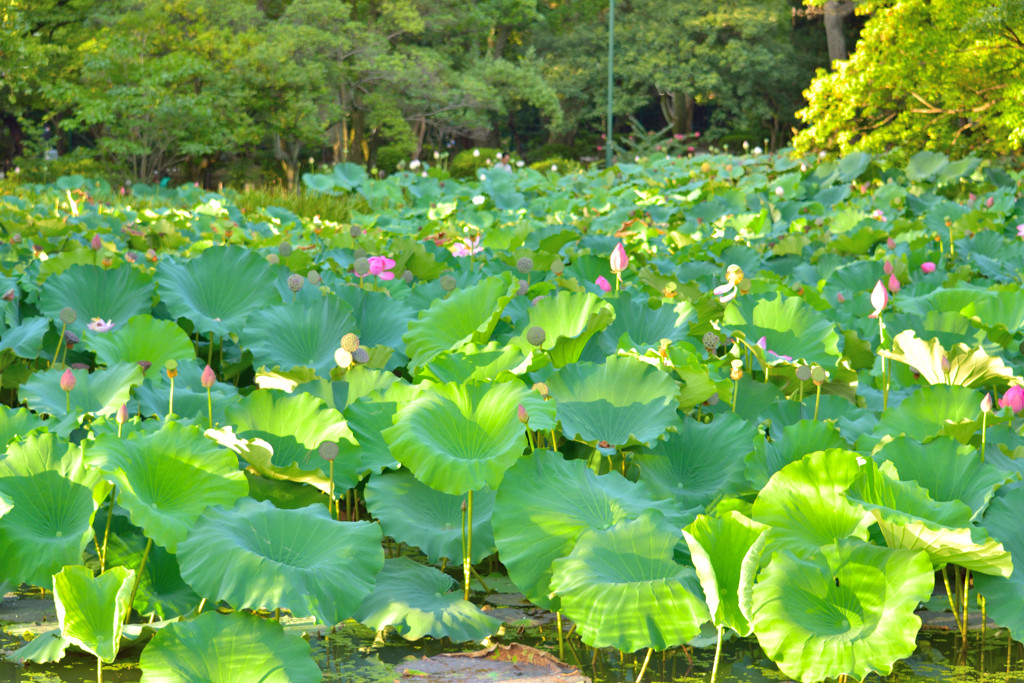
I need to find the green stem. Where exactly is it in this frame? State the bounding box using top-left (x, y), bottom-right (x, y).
top-left (557, 612), bottom-right (564, 662)
top-left (550, 430), bottom-right (557, 451)
top-left (526, 428), bottom-right (535, 453)
top-left (981, 411), bottom-right (988, 463)
top-left (731, 379), bottom-right (738, 412)
top-left (50, 322), bottom-right (66, 369)
top-left (125, 538), bottom-right (153, 625)
top-left (206, 386), bottom-right (213, 429)
top-left (470, 565), bottom-right (490, 592)
top-left (814, 383), bottom-right (822, 421)
top-left (196, 597), bottom-right (206, 614)
top-left (99, 485), bottom-right (116, 573)
top-left (710, 624), bottom-right (724, 683)
top-left (168, 377), bottom-right (174, 418)
top-left (879, 314), bottom-right (888, 412)
top-left (97, 654), bottom-right (102, 683)
top-left (963, 568), bottom-right (971, 637)
top-left (207, 332), bottom-right (214, 366)
top-left (943, 566), bottom-right (965, 636)
top-left (328, 460), bottom-right (335, 520)
top-left (463, 490), bottom-right (474, 600)
top-left (635, 647), bottom-right (653, 683)
top-left (66, 391), bottom-right (71, 413)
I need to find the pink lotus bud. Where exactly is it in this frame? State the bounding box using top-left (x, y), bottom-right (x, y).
top-left (116, 403), bottom-right (128, 425)
top-left (60, 368), bottom-right (76, 392)
top-left (883, 261), bottom-right (894, 275)
top-left (836, 292), bottom-right (845, 303)
top-left (868, 280), bottom-right (888, 318)
top-left (940, 354), bottom-right (951, 374)
top-left (969, 193), bottom-right (977, 202)
top-left (2, 288), bottom-right (14, 301)
top-left (201, 364), bottom-right (216, 389)
top-left (517, 404), bottom-right (528, 424)
top-left (887, 237), bottom-right (896, 250)
top-left (982, 392), bottom-right (993, 413)
top-left (90, 234), bottom-right (102, 251)
top-left (986, 196), bottom-right (994, 208)
top-left (609, 243), bottom-right (628, 274)
top-left (595, 275), bottom-right (611, 293)
top-left (887, 273), bottom-right (901, 294)
top-left (920, 261), bottom-right (937, 274)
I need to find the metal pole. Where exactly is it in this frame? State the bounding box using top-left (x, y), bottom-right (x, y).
top-left (606, 0), bottom-right (614, 168)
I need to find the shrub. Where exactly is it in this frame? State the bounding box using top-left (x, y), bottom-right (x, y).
top-left (450, 147), bottom-right (502, 179)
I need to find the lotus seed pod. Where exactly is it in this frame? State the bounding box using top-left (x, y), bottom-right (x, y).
top-left (319, 441), bottom-right (339, 461)
top-left (810, 366), bottom-right (827, 383)
top-left (526, 326), bottom-right (546, 347)
top-left (353, 248), bottom-right (367, 259)
top-left (59, 307), bottom-right (77, 325)
top-left (402, 270), bottom-right (413, 284)
top-left (352, 347), bottom-right (370, 364)
top-left (350, 225), bottom-right (361, 238)
top-left (340, 333), bottom-right (360, 352)
top-left (517, 279), bottom-right (529, 296)
top-left (334, 348), bottom-right (353, 368)
top-left (266, 253), bottom-right (280, 265)
top-left (70, 362), bottom-right (89, 370)
top-left (700, 162), bottom-right (711, 174)
top-left (64, 331), bottom-right (80, 345)
top-left (353, 257), bottom-right (370, 276)
top-left (307, 270), bottom-right (322, 286)
top-left (705, 392), bottom-right (720, 406)
top-left (440, 275), bottom-right (456, 292)
top-left (165, 359), bottom-right (178, 379)
top-left (516, 256), bottom-right (533, 274)
top-left (795, 365), bottom-right (812, 381)
top-left (137, 360), bottom-right (152, 373)
top-left (278, 243), bottom-right (293, 257)
top-left (702, 331), bottom-right (720, 353)
top-left (287, 273), bottom-right (305, 293)
top-left (550, 259), bottom-right (564, 275)
top-left (730, 366), bottom-right (743, 381)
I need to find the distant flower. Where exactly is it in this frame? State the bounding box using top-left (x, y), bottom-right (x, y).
top-left (883, 261), bottom-right (894, 275)
top-left (595, 275), bottom-right (611, 293)
top-left (201, 364), bottom-right (216, 389)
top-left (713, 264), bottom-right (744, 304)
top-left (90, 234), bottom-right (102, 250)
top-left (451, 236), bottom-right (483, 257)
top-left (367, 256), bottom-right (396, 281)
top-left (516, 160), bottom-right (525, 168)
top-left (774, 186), bottom-right (784, 198)
top-left (60, 368), bottom-right (76, 392)
top-left (472, 149), bottom-right (480, 158)
top-left (872, 209), bottom-right (887, 222)
top-left (117, 403), bottom-right (128, 425)
top-left (836, 292), bottom-right (845, 303)
top-left (752, 146), bottom-right (763, 156)
top-left (982, 392), bottom-right (993, 413)
top-left (886, 237), bottom-right (896, 249)
top-left (517, 404), bottom-right (529, 424)
top-left (87, 318), bottom-right (115, 333)
top-left (986, 196), bottom-right (994, 208)
top-left (1017, 224), bottom-right (1024, 239)
top-left (887, 273), bottom-right (901, 294)
top-left (920, 261), bottom-right (937, 274)
top-left (674, 133), bottom-right (685, 140)
top-left (550, 164), bottom-right (558, 172)
top-left (610, 243), bottom-right (628, 273)
top-left (868, 280), bottom-right (888, 318)
top-left (409, 159), bottom-right (421, 170)
top-left (999, 385), bottom-right (1024, 413)
top-left (471, 195), bottom-right (486, 206)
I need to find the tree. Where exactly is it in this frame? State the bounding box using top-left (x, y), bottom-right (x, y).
top-left (794, 0), bottom-right (1024, 158)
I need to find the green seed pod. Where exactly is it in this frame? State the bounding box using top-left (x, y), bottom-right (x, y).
top-left (266, 253), bottom-right (280, 265)
top-left (59, 307), bottom-right (77, 325)
top-left (810, 366), bottom-right (827, 383)
top-left (278, 243), bottom-right (293, 257)
top-left (516, 256), bottom-right (534, 274)
top-left (701, 331), bottom-right (720, 353)
top-left (287, 273), bottom-right (304, 293)
top-left (526, 326), bottom-right (546, 347)
top-left (350, 225), bottom-right (361, 238)
top-left (440, 275), bottom-right (457, 292)
top-left (307, 270), bottom-right (322, 286)
top-left (353, 257), bottom-right (370, 277)
top-left (402, 270), bottom-right (414, 284)
top-left (550, 259), bottom-right (564, 275)
top-left (318, 441), bottom-right (339, 461)
top-left (795, 365), bottom-right (812, 382)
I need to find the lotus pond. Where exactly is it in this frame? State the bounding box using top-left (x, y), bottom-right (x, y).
top-left (1, 150), bottom-right (1024, 682)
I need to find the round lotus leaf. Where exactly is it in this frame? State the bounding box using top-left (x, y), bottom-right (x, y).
top-left (509, 289), bottom-right (615, 367)
top-left (84, 422), bottom-right (248, 552)
top-left (134, 359), bottom-right (241, 423)
top-left (353, 557), bottom-right (501, 642)
top-left (20, 363), bottom-right (145, 431)
top-left (382, 381), bottom-right (530, 495)
top-left (178, 498), bottom-right (383, 625)
top-left (549, 510), bottom-right (710, 651)
top-left (334, 286), bottom-right (416, 357)
top-left (0, 406), bottom-right (46, 447)
top-left (722, 293), bottom-right (841, 367)
top-left (751, 539), bottom-right (933, 683)
top-left (53, 565), bottom-right (134, 663)
top-left (0, 434), bottom-right (103, 587)
top-left (84, 315), bottom-right (195, 379)
top-left (139, 611), bottom-right (320, 682)
top-left (156, 246), bottom-right (281, 338)
top-left (877, 384), bottom-right (984, 443)
top-left (745, 419), bottom-right (848, 490)
top-left (597, 291), bottom-right (693, 355)
top-left (974, 487), bottom-right (1024, 641)
top-left (39, 264), bottom-right (154, 335)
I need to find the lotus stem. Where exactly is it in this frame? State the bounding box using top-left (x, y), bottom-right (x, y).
top-left (814, 383), bottom-right (822, 421)
top-left (125, 537), bottom-right (153, 625)
top-left (50, 321), bottom-right (66, 369)
top-left (731, 379), bottom-right (738, 412)
top-left (168, 376), bottom-right (175, 418)
top-left (196, 597), bottom-right (206, 614)
top-left (99, 486), bottom-right (116, 573)
top-left (526, 428), bottom-right (535, 453)
top-left (59, 337), bottom-right (70, 367)
top-left (97, 654), bottom-right (102, 683)
top-left (207, 332), bottom-right (214, 365)
top-left (557, 612), bottom-right (564, 661)
top-left (463, 490), bottom-right (474, 600)
top-left (981, 594), bottom-right (987, 640)
top-left (328, 460), bottom-right (336, 520)
top-left (635, 647), bottom-right (653, 683)
top-left (614, 272), bottom-right (621, 294)
top-left (943, 566), bottom-right (965, 636)
top-left (981, 411), bottom-right (988, 463)
top-left (550, 430), bottom-right (557, 451)
top-left (710, 624), bottom-right (724, 683)
top-left (963, 568), bottom-right (971, 636)
top-left (470, 565), bottom-right (490, 592)
top-left (878, 315), bottom-right (888, 412)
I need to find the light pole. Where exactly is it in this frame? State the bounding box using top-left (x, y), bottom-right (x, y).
top-left (606, 0), bottom-right (614, 168)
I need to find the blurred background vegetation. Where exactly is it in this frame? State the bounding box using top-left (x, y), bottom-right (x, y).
top-left (0, 0), bottom-right (1020, 189)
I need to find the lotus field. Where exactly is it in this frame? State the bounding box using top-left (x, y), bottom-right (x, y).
top-left (2, 150), bottom-right (1024, 682)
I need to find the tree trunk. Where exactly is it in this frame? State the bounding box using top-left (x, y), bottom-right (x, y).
top-left (660, 92), bottom-right (695, 135)
top-left (824, 1), bottom-right (854, 65)
top-left (348, 109), bottom-right (366, 165)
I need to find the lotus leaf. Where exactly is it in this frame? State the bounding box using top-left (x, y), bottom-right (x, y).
top-left (354, 558), bottom-right (501, 641)
top-left (39, 264), bottom-right (154, 334)
top-left (722, 293), bottom-right (841, 367)
top-left (878, 384), bottom-right (985, 443)
top-left (53, 565), bottom-right (134, 663)
top-left (382, 381), bottom-right (529, 494)
top-left (239, 296), bottom-right (356, 378)
top-left (84, 422), bottom-right (248, 552)
top-left (338, 398), bottom-right (400, 475)
top-left (134, 359), bottom-right (240, 423)
top-left (139, 611), bottom-right (320, 682)
top-left (597, 291), bottom-right (693, 355)
top-left (84, 315), bottom-right (195, 379)
top-left (509, 289), bottom-right (615, 367)
top-left (178, 498), bottom-right (383, 625)
top-left (0, 406), bottom-right (45, 446)
top-left (0, 316), bottom-right (49, 358)
top-left (879, 330), bottom-right (1016, 387)
top-left (546, 355), bottom-right (680, 448)
top-left (745, 419), bottom-right (849, 489)
top-left (364, 469), bottom-right (495, 563)
top-left (751, 539), bottom-right (933, 683)
top-left (157, 246), bottom-right (281, 337)
top-left (6, 629), bottom-right (71, 664)
top-left (974, 487), bottom-right (1024, 641)
top-left (549, 510), bottom-right (710, 651)
top-left (20, 363), bottom-right (145, 424)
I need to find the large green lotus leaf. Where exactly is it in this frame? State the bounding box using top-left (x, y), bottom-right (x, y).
top-left (84, 422), bottom-right (248, 552)
top-left (84, 315), bottom-right (195, 379)
top-left (423, 343), bottom-right (527, 385)
top-left (874, 436), bottom-right (1014, 517)
top-left (878, 384), bottom-right (984, 443)
top-left (844, 459), bottom-right (1011, 576)
top-left (53, 565), bottom-right (134, 663)
top-left (20, 363), bottom-right (145, 424)
top-left (39, 264), bottom-right (154, 335)
top-left (974, 487), bottom-right (1024, 641)
top-left (0, 406), bottom-right (46, 446)
top-left (157, 246), bottom-right (282, 337)
top-left (0, 434), bottom-right (103, 586)
top-left (745, 420), bottom-right (849, 490)
top-left (6, 628), bottom-right (71, 664)
top-left (138, 611), bottom-right (320, 683)
top-left (509, 290), bottom-right (615, 368)
top-left (549, 510), bottom-right (710, 651)
top-left (334, 286), bottom-right (416, 355)
top-left (353, 557), bottom-right (501, 642)
top-left (879, 330), bottom-right (1016, 388)
top-left (364, 469), bottom-right (495, 563)
top-left (751, 539), bottom-right (933, 683)
top-left (722, 293), bottom-right (841, 367)
top-left (752, 449), bottom-right (873, 558)
top-left (240, 296), bottom-right (356, 378)
top-left (546, 356), bottom-right (680, 448)
top-left (222, 389), bottom-right (358, 489)
top-left (597, 292), bottom-right (693, 355)
top-left (961, 290), bottom-right (1024, 342)
top-left (682, 512), bottom-right (769, 636)
top-left (493, 449), bottom-right (697, 611)
top-left (135, 360), bottom-right (240, 423)
top-left (382, 381), bottom-right (529, 494)
top-left (339, 398), bottom-right (400, 475)
top-left (634, 412), bottom-right (757, 510)
top-left (0, 491), bottom-right (10, 518)
top-left (0, 316), bottom-right (49, 358)
top-left (178, 499), bottom-right (383, 625)
top-left (404, 273), bottom-right (518, 370)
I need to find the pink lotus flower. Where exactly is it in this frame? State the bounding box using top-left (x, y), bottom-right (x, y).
top-left (887, 237), bottom-right (896, 250)
top-left (201, 364), bottom-right (216, 389)
top-left (713, 264), bottom-right (744, 304)
top-left (1017, 224), bottom-right (1024, 239)
top-left (868, 280), bottom-right (888, 318)
top-left (87, 318), bottom-right (115, 333)
top-left (451, 236), bottom-right (483, 257)
top-left (610, 243), bottom-right (629, 274)
top-left (887, 273), bottom-right (901, 294)
top-left (921, 261), bottom-right (937, 274)
top-left (90, 234), bottom-right (102, 251)
top-left (998, 385), bottom-right (1024, 413)
top-left (883, 261), bottom-right (894, 275)
top-left (986, 196), bottom-right (994, 208)
top-left (367, 256), bottom-right (396, 280)
top-left (756, 336), bottom-right (793, 362)
top-left (836, 292), bottom-right (846, 303)
top-left (60, 368), bottom-right (76, 392)
top-left (595, 275), bottom-right (611, 293)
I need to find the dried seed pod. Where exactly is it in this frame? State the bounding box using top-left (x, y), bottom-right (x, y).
top-left (287, 273), bottom-right (305, 292)
top-left (352, 347), bottom-right (370, 364)
top-left (340, 333), bottom-right (360, 352)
